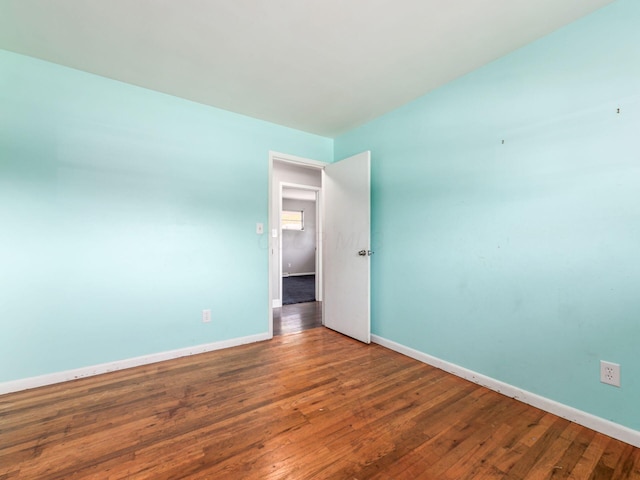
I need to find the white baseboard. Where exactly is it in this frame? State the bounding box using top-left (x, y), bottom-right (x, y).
top-left (282, 272), bottom-right (315, 277)
top-left (272, 299), bottom-right (282, 308)
top-left (371, 334), bottom-right (640, 448)
top-left (0, 332), bottom-right (271, 395)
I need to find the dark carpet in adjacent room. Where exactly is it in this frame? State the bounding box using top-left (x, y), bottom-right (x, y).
top-left (282, 275), bottom-right (316, 305)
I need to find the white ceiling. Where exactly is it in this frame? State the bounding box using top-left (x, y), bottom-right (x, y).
top-left (0, 0), bottom-right (614, 137)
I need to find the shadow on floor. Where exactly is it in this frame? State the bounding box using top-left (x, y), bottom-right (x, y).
top-left (273, 301), bottom-right (322, 336)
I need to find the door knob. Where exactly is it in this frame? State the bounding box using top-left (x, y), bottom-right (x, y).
top-left (358, 250), bottom-right (374, 256)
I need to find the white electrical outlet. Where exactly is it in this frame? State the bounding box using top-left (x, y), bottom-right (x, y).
top-left (600, 360), bottom-right (620, 387)
top-left (202, 309), bottom-right (212, 323)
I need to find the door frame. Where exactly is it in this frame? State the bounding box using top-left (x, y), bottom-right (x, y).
top-left (268, 151), bottom-right (327, 338)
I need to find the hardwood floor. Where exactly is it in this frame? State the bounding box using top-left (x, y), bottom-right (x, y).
top-left (273, 301), bottom-right (322, 336)
top-left (1, 328), bottom-right (639, 479)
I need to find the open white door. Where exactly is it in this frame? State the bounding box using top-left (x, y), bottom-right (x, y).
top-left (323, 151), bottom-right (371, 343)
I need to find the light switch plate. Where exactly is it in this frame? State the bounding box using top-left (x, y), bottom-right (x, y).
top-left (256, 223), bottom-right (264, 234)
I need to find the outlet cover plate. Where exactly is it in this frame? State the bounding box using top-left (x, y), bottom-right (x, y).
top-left (202, 309), bottom-right (212, 323)
top-left (600, 360), bottom-right (621, 387)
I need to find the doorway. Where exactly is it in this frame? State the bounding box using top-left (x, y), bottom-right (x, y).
top-left (268, 150), bottom-right (372, 341)
top-left (281, 185), bottom-right (319, 305)
top-left (269, 153), bottom-right (326, 337)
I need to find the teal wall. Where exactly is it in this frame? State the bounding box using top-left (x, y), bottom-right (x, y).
top-left (0, 50), bottom-right (332, 382)
top-left (335, 0), bottom-right (640, 430)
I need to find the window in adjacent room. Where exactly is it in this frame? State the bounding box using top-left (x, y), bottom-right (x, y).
top-left (282, 210), bottom-right (304, 231)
